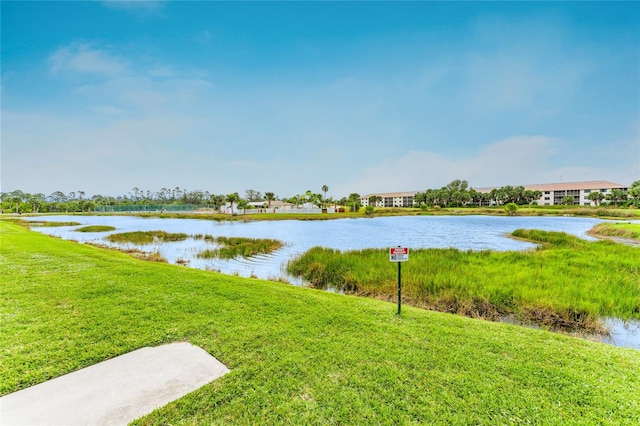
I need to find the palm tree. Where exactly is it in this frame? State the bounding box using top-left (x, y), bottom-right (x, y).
top-left (237, 198), bottom-right (249, 215)
top-left (348, 193), bottom-right (361, 212)
top-left (607, 189), bottom-right (627, 207)
top-left (226, 192), bottom-right (240, 214)
top-left (322, 185), bottom-right (328, 203)
top-left (265, 192), bottom-right (275, 209)
top-left (587, 191), bottom-right (604, 206)
top-left (11, 192), bottom-right (24, 213)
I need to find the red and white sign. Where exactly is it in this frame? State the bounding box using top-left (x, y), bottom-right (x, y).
top-left (389, 247), bottom-right (409, 262)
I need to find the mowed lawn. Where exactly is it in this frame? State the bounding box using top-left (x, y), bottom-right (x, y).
top-left (1, 221), bottom-right (639, 424)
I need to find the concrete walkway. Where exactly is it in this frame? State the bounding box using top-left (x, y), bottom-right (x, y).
top-left (1, 342), bottom-right (230, 425)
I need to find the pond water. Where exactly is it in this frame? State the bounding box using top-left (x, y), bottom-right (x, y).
top-left (26, 214), bottom-right (639, 349)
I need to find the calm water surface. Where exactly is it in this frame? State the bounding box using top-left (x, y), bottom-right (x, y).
top-left (28, 214), bottom-right (606, 278)
top-left (27, 214), bottom-right (639, 349)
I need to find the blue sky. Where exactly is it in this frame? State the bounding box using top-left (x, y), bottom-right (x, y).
top-left (2, 1), bottom-right (639, 199)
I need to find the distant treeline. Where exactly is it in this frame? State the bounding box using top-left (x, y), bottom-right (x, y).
top-left (0, 187), bottom-right (332, 214)
top-left (2, 179), bottom-right (639, 213)
top-left (412, 180), bottom-right (545, 207)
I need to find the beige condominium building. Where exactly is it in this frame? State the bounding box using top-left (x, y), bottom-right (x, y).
top-left (361, 180), bottom-right (628, 208)
top-left (515, 180), bottom-right (628, 206)
top-left (475, 180), bottom-right (629, 206)
top-left (361, 192), bottom-right (417, 208)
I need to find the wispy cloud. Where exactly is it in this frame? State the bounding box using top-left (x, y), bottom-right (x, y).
top-left (334, 135), bottom-right (636, 195)
top-left (101, 0), bottom-right (166, 14)
top-left (50, 43), bottom-right (128, 77)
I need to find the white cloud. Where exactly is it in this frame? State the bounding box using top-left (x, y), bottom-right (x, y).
top-left (50, 43), bottom-right (128, 77)
top-left (333, 135), bottom-right (636, 196)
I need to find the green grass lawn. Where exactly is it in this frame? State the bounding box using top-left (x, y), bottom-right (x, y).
top-left (1, 221), bottom-right (639, 424)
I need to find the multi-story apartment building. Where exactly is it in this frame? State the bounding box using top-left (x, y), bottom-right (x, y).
top-left (361, 180), bottom-right (628, 208)
top-left (519, 181), bottom-right (627, 206)
top-left (360, 192), bottom-right (417, 208)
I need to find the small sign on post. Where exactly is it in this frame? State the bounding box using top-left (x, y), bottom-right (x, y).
top-left (389, 246), bottom-right (409, 315)
top-left (389, 247), bottom-right (409, 262)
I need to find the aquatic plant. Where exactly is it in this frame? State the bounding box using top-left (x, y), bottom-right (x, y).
top-left (106, 230), bottom-right (188, 244)
top-left (76, 225), bottom-right (116, 232)
top-left (197, 236), bottom-right (283, 259)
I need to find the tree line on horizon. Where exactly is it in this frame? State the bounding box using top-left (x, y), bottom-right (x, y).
top-left (2, 180), bottom-right (639, 214)
top-left (0, 185), bottom-right (336, 214)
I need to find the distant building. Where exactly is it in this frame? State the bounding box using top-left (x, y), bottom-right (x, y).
top-left (247, 200), bottom-right (294, 210)
top-left (475, 180), bottom-right (628, 206)
top-left (361, 192), bottom-right (417, 208)
top-left (360, 180), bottom-right (628, 207)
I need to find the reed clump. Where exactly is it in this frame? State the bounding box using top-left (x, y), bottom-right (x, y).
top-left (287, 229), bottom-right (640, 332)
top-left (587, 222), bottom-right (640, 240)
top-left (76, 225), bottom-right (116, 232)
top-left (197, 236), bottom-right (283, 259)
top-left (106, 230), bottom-right (188, 244)
top-left (28, 221), bottom-right (82, 227)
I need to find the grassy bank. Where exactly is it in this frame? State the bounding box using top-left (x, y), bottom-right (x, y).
top-left (588, 222), bottom-right (640, 240)
top-left (1, 221), bottom-right (639, 424)
top-left (287, 230), bottom-right (640, 332)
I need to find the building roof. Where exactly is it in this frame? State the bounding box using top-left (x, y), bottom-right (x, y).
top-left (247, 200), bottom-right (293, 207)
top-left (474, 180), bottom-right (627, 193)
top-left (362, 191), bottom-right (418, 199)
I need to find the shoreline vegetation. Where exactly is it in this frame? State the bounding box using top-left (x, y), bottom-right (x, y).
top-left (1, 220), bottom-right (639, 424)
top-left (196, 235), bottom-right (284, 259)
top-left (7, 217), bottom-right (640, 335)
top-left (76, 225), bottom-right (116, 232)
top-left (587, 222), bottom-right (640, 243)
top-left (286, 228), bottom-right (640, 334)
top-left (5, 204), bottom-right (640, 222)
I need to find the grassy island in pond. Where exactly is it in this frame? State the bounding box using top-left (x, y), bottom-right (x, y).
top-left (197, 236), bottom-right (284, 259)
top-left (287, 229), bottom-right (640, 332)
top-left (106, 230), bottom-right (188, 244)
top-left (1, 220), bottom-right (640, 424)
top-left (76, 225), bottom-right (116, 232)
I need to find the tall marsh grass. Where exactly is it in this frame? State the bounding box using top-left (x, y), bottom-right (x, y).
top-left (76, 225), bottom-right (116, 232)
top-left (198, 236), bottom-right (283, 259)
top-left (106, 230), bottom-right (188, 244)
top-left (287, 229), bottom-right (640, 331)
top-left (588, 222), bottom-right (640, 240)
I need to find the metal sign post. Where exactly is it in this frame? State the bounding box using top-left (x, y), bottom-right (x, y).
top-left (389, 246), bottom-right (409, 315)
top-left (397, 260), bottom-right (402, 315)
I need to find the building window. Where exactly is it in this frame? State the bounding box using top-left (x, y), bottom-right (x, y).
top-left (584, 189), bottom-right (591, 193)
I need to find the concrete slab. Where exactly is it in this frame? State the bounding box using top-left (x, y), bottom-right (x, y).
top-left (1, 342), bottom-right (230, 425)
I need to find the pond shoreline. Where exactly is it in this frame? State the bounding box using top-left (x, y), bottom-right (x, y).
top-left (13, 214), bottom-right (640, 350)
top-left (6, 204), bottom-right (640, 222)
